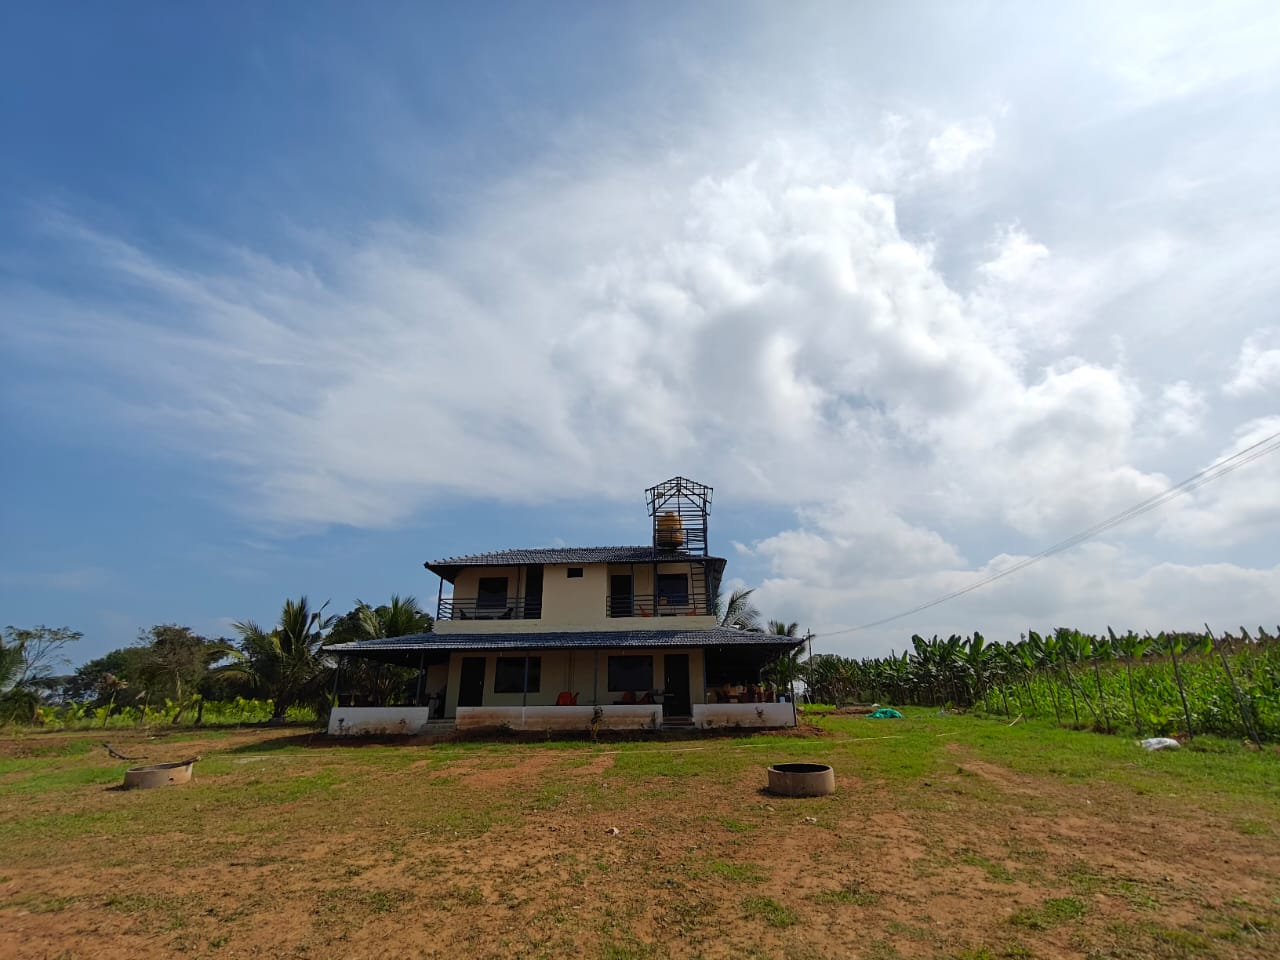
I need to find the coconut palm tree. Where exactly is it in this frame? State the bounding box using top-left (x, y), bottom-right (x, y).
top-left (716, 587), bottom-right (762, 631)
top-left (355, 594), bottom-right (433, 640)
top-left (0, 634), bottom-right (37, 723)
top-left (332, 595), bottom-right (434, 707)
top-left (228, 596), bottom-right (336, 722)
top-left (767, 620), bottom-right (799, 638)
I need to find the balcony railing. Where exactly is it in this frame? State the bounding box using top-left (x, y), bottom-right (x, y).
top-left (605, 593), bottom-right (709, 618)
top-left (438, 596), bottom-right (535, 621)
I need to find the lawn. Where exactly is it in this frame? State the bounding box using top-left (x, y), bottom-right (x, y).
top-left (1, 710), bottom-right (1277, 959)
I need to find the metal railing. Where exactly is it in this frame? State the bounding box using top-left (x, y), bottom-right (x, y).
top-left (438, 596), bottom-right (535, 621)
top-left (605, 593), bottom-right (709, 618)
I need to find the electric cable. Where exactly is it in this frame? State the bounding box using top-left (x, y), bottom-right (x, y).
top-left (814, 427), bottom-right (1280, 639)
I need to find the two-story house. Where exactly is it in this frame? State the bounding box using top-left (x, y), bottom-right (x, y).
top-left (327, 477), bottom-right (803, 735)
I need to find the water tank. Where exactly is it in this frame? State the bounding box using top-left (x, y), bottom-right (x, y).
top-left (655, 511), bottom-right (684, 549)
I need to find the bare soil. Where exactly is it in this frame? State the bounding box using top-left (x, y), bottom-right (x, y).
top-left (1, 724), bottom-right (1276, 960)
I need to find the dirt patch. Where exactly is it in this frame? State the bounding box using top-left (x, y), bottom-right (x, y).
top-left (1, 724), bottom-right (1276, 959)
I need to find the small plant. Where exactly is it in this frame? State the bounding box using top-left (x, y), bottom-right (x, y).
top-left (1009, 897), bottom-right (1086, 929)
top-left (742, 895), bottom-right (798, 928)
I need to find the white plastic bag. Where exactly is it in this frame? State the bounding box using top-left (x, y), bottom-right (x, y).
top-left (1140, 737), bottom-right (1181, 751)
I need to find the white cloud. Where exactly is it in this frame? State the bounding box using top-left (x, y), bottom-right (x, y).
top-left (1160, 416), bottom-right (1280, 545)
top-left (753, 537), bottom-right (1280, 659)
top-left (4, 0), bottom-right (1279, 655)
top-left (927, 119), bottom-right (996, 177)
top-left (1225, 331), bottom-right (1280, 397)
top-left (1155, 380), bottom-right (1207, 437)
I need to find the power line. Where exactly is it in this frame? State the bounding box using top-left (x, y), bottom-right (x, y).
top-left (815, 427), bottom-right (1280, 640)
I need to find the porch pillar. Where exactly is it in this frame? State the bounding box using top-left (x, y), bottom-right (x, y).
top-left (415, 652), bottom-right (426, 706)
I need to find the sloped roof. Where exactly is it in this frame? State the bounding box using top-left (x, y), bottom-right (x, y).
top-left (327, 626), bottom-right (800, 658)
top-left (425, 547), bottom-right (727, 584)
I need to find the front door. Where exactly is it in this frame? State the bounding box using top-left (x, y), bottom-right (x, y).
top-left (458, 657), bottom-right (486, 707)
top-left (663, 654), bottom-right (691, 716)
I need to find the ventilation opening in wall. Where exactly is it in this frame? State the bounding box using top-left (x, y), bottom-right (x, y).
top-left (567, 567), bottom-right (584, 578)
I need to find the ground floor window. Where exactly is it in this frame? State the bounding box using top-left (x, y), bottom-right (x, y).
top-left (608, 655), bottom-right (653, 692)
top-left (494, 656), bottom-right (541, 693)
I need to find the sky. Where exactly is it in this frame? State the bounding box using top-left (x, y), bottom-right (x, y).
top-left (2, 2), bottom-right (1278, 668)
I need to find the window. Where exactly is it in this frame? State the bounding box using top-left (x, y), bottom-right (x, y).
top-left (608, 655), bottom-right (653, 692)
top-left (567, 567), bottom-right (584, 578)
top-left (656, 573), bottom-right (688, 609)
top-left (477, 577), bottom-right (509, 616)
top-left (494, 657), bottom-right (541, 693)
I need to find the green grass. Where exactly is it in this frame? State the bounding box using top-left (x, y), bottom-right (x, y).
top-left (1009, 896), bottom-right (1086, 929)
top-left (2, 711), bottom-right (1278, 959)
top-left (812, 883), bottom-right (880, 906)
top-left (742, 895), bottom-right (798, 928)
top-left (708, 859), bottom-right (767, 883)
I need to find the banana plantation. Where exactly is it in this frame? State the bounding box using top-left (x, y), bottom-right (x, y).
top-left (804, 626), bottom-right (1280, 742)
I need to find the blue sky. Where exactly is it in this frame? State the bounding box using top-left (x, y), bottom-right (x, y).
top-left (3, 2), bottom-right (1279, 668)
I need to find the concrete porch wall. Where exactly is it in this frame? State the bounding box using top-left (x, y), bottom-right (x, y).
top-left (691, 702), bottom-right (795, 729)
top-left (455, 705), bottom-right (660, 732)
top-left (328, 707), bottom-right (441, 736)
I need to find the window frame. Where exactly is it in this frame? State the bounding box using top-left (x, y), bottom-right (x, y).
top-left (493, 656), bottom-right (541, 694)
top-left (607, 654), bottom-right (654, 693)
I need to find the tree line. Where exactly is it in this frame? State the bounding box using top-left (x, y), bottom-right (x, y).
top-left (0, 595), bottom-right (432, 726)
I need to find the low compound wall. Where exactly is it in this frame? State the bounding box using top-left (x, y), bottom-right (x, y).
top-left (691, 702), bottom-right (795, 730)
top-left (455, 705), bottom-right (660, 732)
top-left (328, 706), bottom-right (438, 736)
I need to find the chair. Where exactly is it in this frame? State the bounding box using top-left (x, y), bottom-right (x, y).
top-left (620, 690), bottom-right (637, 705)
top-left (555, 691), bottom-right (578, 706)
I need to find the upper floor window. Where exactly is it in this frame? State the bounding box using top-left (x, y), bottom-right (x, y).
top-left (656, 573), bottom-right (689, 610)
top-left (477, 577), bottom-right (509, 616)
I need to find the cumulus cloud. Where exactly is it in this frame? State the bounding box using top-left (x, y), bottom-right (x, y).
top-left (1225, 331), bottom-right (1280, 397)
top-left (1160, 416), bottom-right (1280, 545)
top-left (4, 0), bottom-right (1278, 653)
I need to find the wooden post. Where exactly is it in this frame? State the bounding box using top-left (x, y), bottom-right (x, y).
top-left (415, 651), bottom-right (426, 706)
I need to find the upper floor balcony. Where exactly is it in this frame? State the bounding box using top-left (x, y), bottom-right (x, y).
top-left (437, 595), bottom-right (537, 622)
top-left (604, 592), bottom-right (710, 619)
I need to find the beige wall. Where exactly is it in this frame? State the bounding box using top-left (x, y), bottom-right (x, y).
top-left (540, 563), bottom-right (608, 626)
top-left (437, 560), bottom-right (714, 633)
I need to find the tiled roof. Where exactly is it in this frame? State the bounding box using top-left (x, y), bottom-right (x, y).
top-left (429, 546), bottom-right (720, 567)
top-left (327, 626), bottom-right (802, 655)
top-left (426, 547), bottom-right (727, 582)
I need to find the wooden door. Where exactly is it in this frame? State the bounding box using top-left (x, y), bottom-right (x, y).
top-left (458, 657), bottom-right (486, 707)
top-left (663, 654), bottom-right (691, 716)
